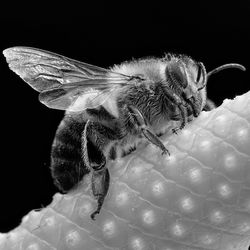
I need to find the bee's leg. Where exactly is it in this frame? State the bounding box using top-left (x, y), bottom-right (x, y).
top-left (142, 128), bottom-right (170, 156)
top-left (90, 168), bottom-right (110, 220)
top-left (161, 86), bottom-right (189, 134)
top-left (82, 120), bottom-right (108, 171)
top-left (203, 98), bottom-right (216, 111)
top-left (128, 106), bottom-right (170, 156)
top-left (82, 120), bottom-right (120, 220)
top-left (171, 104), bottom-right (188, 134)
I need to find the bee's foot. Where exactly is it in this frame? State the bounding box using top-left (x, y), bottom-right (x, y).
top-left (180, 124), bottom-right (185, 130)
top-left (161, 147), bottom-right (170, 156)
top-left (172, 128), bottom-right (180, 134)
top-left (172, 123), bottom-right (186, 134)
top-left (90, 210), bottom-right (99, 220)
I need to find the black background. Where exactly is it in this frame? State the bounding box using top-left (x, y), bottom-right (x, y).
top-left (0, 2), bottom-right (249, 232)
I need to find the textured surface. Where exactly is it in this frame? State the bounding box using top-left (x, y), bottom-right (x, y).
top-left (0, 92), bottom-right (250, 250)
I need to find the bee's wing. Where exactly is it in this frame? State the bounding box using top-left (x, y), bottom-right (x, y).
top-left (39, 84), bottom-right (121, 116)
top-left (3, 46), bottom-right (132, 113)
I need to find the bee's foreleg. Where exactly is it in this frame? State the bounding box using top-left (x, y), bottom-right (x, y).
top-left (90, 168), bottom-right (110, 220)
top-left (161, 85), bottom-right (189, 133)
top-left (128, 106), bottom-right (170, 156)
top-left (171, 104), bottom-right (188, 134)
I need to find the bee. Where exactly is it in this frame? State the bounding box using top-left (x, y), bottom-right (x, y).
top-left (3, 47), bottom-right (245, 220)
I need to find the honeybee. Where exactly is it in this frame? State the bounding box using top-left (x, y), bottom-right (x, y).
top-left (3, 47), bottom-right (245, 220)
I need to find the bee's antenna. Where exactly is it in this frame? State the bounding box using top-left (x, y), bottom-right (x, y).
top-left (207, 63), bottom-right (246, 78)
top-left (197, 63), bottom-right (245, 91)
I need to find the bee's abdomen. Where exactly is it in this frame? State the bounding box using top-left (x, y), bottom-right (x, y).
top-left (51, 115), bottom-right (89, 192)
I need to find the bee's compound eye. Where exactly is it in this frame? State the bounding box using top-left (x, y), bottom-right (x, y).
top-left (166, 63), bottom-right (188, 88)
top-left (196, 63), bottom-right (202, 83)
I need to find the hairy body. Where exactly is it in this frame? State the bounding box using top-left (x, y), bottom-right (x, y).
top-left (3, 47), bottom-right (245, 219)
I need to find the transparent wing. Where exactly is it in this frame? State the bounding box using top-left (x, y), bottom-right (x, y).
top-left (3, 46), bottom-right (134, 112)
top-left (39, 84), bottom-right (121, 116)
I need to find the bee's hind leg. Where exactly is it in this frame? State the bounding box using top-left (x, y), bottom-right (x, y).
top-left (82, 120), bottom-right (119, 220)
top-left (128, 106), bottom-right (170, 156)
top-left (90, 168), bottom-right (110, 220)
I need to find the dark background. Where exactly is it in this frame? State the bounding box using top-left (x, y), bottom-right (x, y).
top-left (0, 2), bottom-right (249, 232)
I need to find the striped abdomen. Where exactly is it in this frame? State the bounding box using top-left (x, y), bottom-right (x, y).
top-left (50, 114), bottom-right (90, 192)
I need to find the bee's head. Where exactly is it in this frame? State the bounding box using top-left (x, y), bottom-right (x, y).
top-left (165, 56), bottom-right (245, 116)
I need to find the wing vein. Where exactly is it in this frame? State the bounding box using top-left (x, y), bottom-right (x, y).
top-left (3, 46), bottom-right (134, 112)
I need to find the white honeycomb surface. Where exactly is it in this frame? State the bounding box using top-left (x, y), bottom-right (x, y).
top-left (1, 91), bottom-right (250, 250)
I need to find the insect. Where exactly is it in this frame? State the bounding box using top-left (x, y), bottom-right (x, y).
top-left (3, 47), bottom-right (245, 220)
